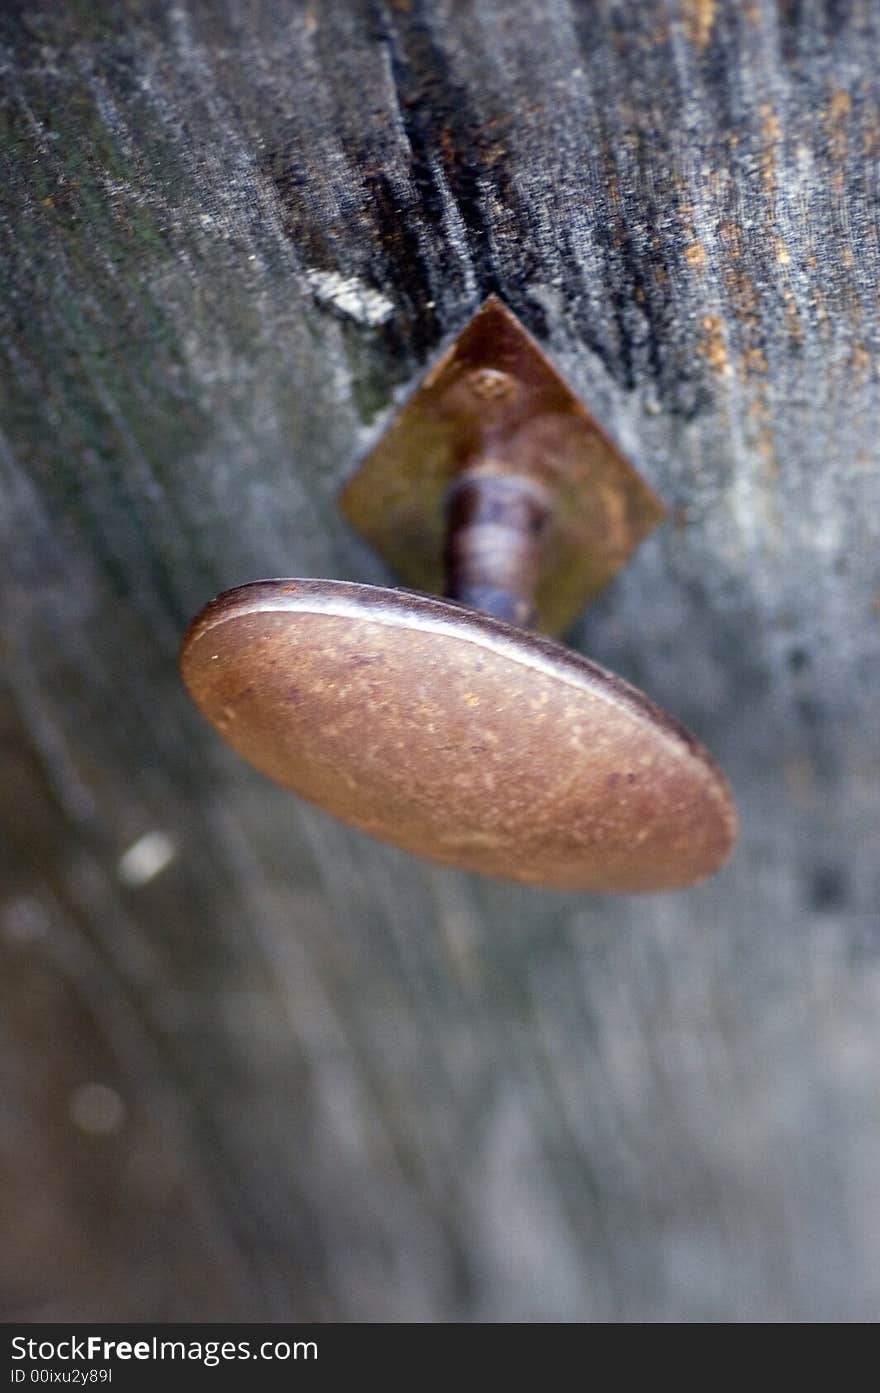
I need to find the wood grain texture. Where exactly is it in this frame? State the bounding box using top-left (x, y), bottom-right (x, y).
top-left (1, 0), bottom-right (878, 1321)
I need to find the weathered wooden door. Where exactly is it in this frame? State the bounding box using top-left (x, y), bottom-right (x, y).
top-left (2, 0), bottom-right (879, 1320)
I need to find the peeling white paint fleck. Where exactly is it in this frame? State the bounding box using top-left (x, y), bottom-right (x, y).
top-left (303, 270), bottom-right (394, 326)
top-left (1, 896), bottom-right (50, 944)
top-left (117, 830), bottom-right (176, 887)
top-left (69, 1082), bottom-right (126, 1136)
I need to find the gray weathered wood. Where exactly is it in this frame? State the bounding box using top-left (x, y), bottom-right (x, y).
top-left (1, 0), bottom-right (879, 1320)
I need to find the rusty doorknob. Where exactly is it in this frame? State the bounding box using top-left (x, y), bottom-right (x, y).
top-left (181, 300), bottom-right (737, 893)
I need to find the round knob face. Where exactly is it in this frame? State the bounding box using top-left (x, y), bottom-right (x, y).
top-left (180, 580), bottom-right (736, 893)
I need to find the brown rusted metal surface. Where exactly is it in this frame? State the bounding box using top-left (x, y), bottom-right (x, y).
top-left (339, 296), bottom-right (666, 637)
top-left (180, 579), bottom-right (736, 893)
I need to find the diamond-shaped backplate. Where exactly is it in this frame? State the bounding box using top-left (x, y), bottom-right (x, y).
top-left (339, 296), bottom-right (665, 636)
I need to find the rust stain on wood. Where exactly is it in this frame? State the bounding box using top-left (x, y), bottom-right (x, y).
top-left (699, 315), bottom-right (730, 376)
top-left (759, 104), bottom-right (781, 202)
top-left (682, 0), bottom-right (717, 50)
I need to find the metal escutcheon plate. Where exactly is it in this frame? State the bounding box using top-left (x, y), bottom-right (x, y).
top-left (340, 296), bottom-right (665, 636)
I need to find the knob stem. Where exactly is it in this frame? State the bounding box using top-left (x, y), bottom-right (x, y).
top-left (443, 469), bottom-right (551, 629)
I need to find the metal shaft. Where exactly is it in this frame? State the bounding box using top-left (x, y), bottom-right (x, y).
top-left (443, 468), bottom-right (552, 629)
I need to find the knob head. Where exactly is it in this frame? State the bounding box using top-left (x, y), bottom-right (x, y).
top-left (180, 580), bottom-right (736, 893)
